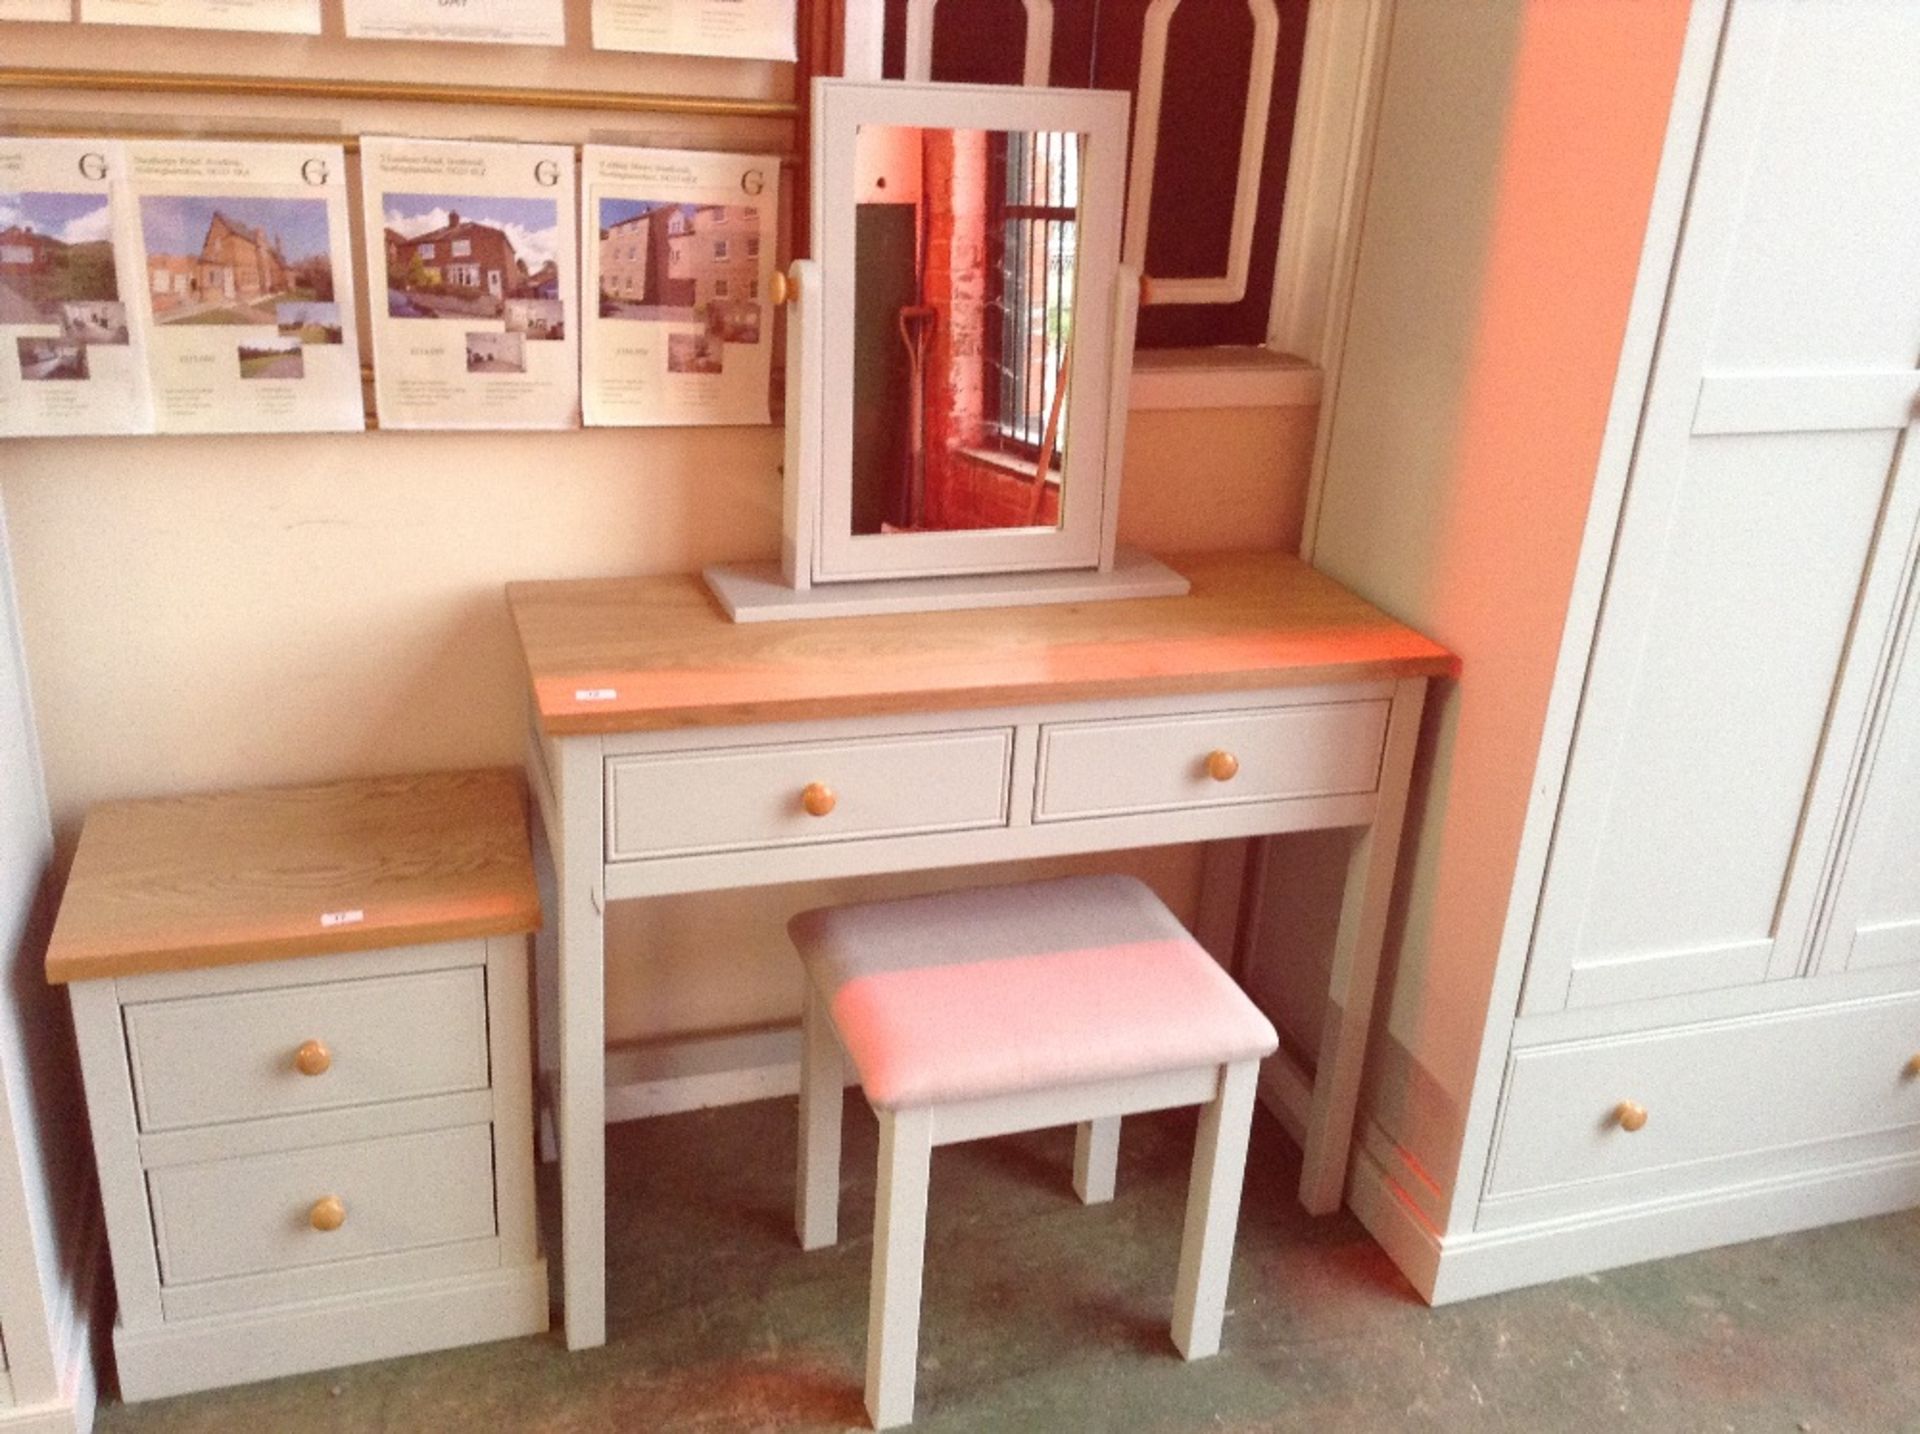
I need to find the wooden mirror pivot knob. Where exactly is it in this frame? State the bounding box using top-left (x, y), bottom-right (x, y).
top-left (295, 1039), bottom-right (332, 1077)
top-left (1205, 750), bottom-right (1240, 783)
top-left (309, 1195), bottom-right (347, 1232)
top-left (769, 269), bottom-right (793, 306)
top-left (801, 782), bottom-right (837, 817)
top-left (1614, 1100), bottom-right (1649, 1133)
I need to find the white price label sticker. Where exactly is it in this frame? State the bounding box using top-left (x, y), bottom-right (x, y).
top-left (575, 688), bottom-right (618, 702)
top-left (320, 909), bottom-right (365, 928)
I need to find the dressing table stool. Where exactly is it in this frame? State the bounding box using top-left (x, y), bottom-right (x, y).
top-left (789, 874), bottom-right (1280, 1429)
top-left (46, 769), bottom-right (549, 1400)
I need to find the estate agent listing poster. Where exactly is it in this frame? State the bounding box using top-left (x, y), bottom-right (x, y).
top-left (81, 0), bottom-right (317, 34)
top-left (591, 0), bottom-right (794, 59)
top-left (343, 0), bottom-right (561, 45)
top-left (582, 145), bottom-right (775, 427)
top-left (362, 137), bottom-right (579, 430)
top-left (0, 0), bottom-right (70, 20)
top-left (124, 141), bottom-right (363, 434)
top-left (0, 139), bottom-right (153, 438)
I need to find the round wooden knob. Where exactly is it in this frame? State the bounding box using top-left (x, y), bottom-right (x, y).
top-left (309, 1196), bottom-right (347, 1232)
top-left (1614, 1100), bottom-right (1649, 1133)
top-left (1205, 750), bottom-right (1240, 783)
top-left (1905, 1054), bottom-right (1920, 1080)
top-left (801, 782), bottom-right (837, 817)
top-left (294, 1039), bottom-right (332, 1077)
top-left (769, 269), bottom-right (793, 306)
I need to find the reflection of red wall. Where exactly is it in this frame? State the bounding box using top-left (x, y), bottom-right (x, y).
top-left (946, 454), bottom-right (1059, 528)
top-left (920, 128), bottom-right (993, 529)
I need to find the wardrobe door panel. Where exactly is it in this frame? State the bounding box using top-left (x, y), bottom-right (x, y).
top-left (1522, 0), bottom-right (1920, 1014)
top-left (1827, 608), bottom-right (1920, 974)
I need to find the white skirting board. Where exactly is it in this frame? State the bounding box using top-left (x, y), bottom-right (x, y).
top-left (112, 1262), bottom-right (548, 1403)
top-left (1347, 1135), bottom-right (1920, 1307)
top-left (0, 1207), bottom-right (105, 1434)
top-left (702, 547), bottom-right (1191, 623)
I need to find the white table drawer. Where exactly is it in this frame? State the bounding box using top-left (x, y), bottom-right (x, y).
top-left (1034, 700), bottom-right (1389, 822)
top-left (1488, 993), bottom-right (1920, 1197)
top-left (148, 1125), bottom-right (498, 1286)
top-left (607, 728), bottom-right (1014, 859)
top-left (125, 966), bottom-right (490, 1132)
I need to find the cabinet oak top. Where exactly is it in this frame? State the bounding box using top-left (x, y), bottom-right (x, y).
top-left (506, 550), bottom-right (1458, 736)
top-left (46, 768), bottom-right (541, 984)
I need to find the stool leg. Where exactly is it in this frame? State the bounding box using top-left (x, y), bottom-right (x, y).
top-left (1171, 1060), bottom-right (1258, 1360)
top-left (1072, 1117), bottom-right (1120, 1204)
top-left (798, 981), bottom-right (844, 1251)
top-left (867, 1107), bottom-right (933, 1430)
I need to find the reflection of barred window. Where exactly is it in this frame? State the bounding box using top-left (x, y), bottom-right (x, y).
top-left (714, 239), bottom-right (729, 260)
top-left (747, 235), bottom-right (761, 258)
top-left (715, 278), bottom-right (730, 298)
top-left (987, 130), bottom-right (1079, 458)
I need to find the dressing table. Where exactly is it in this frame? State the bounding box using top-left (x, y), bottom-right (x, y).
top-left (508, 550), bottom-right (1457, 1348)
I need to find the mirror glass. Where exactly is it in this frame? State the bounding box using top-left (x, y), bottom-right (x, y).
top-left (849, 125), bottom-right (1083, 537)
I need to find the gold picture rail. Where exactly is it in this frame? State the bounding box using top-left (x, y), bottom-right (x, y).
top-left (0, 120), bottom-right (802, 164)
top-left (0, 66), bottom-right (799, 122)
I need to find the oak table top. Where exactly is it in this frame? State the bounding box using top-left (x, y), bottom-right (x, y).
top-left (46, 768), bottom-right (541, 984)
top-left (506, 550), bottom-right (1458, 737)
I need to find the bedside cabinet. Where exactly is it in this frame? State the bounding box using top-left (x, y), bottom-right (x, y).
top-left (46, 769), bottom-right (549, 1401)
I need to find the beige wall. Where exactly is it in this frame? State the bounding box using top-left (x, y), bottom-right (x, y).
top-left (0, 12), bottom-right (1318, 1047)
top-left (1304, 0), bottom-right (1691, 1213)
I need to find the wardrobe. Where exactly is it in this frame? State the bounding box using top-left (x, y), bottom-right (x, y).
top-left (1307, 0), bottom-right (1920, 1299)
top-left (0, 498), bottom-right (98, 1434)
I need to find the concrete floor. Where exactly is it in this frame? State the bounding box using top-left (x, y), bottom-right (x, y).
top-left (98, 1097), bottom-right (1920, 1433)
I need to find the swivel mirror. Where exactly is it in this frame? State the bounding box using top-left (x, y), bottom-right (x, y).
top-left (705, 79), bottom-right (1189, 621)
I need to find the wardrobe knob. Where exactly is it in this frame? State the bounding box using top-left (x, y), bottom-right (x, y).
top-left (294, 1039), bottom-right (332, 1077)
top-left (769, 269), bottom-right (794, 306)
top-left (1205, 750), bottom-right (1240, 783)
top-left (801, 782), bottom-right (837, 817)
top-left (309, 1196), bottom-right (347, 1232)
top-left (1614, 1100), bottom-right (1649, 1133)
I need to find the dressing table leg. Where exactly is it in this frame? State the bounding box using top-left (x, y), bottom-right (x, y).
top-left (1298, 676), bottom-right (1430, 1215)
top-left (550, 735), bottom-right (608, 1351)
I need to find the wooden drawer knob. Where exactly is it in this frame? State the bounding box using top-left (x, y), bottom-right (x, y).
top-left (309, 1195), bottom-right (347, 1232)
top-left (801, 782), bottom-right (837, 817)
top-left (1205, 750), bottom-right (1240, 783)
top-left (1613, 1100), bottom-right (1649, 1133)
top-left (294, 1039), bottom-right (332, 1077)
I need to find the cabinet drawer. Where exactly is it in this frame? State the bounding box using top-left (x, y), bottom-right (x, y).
top-left (1488, 993), bottom-right (1920, 1197)
top-left (148, 1125), bottom-right (497, 1286)
top-left (607, 729), bottom-right (1014, 860)
top-left (125, 966), bottom-right (490, 1132)
top-left (1034, 701), bottom-right (1389, 822)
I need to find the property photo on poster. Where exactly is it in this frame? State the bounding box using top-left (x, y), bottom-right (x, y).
top-left (596, 199), bottom-right (763, 328)
top-left (381, 194), bottom-right (560, 321)
top-left (0, 191), bottom-right (119, 327)
top-left (140, 195), bottom-right (338, 332)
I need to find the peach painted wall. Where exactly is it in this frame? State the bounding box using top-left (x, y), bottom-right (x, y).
top-left (1303, 0), bottom-right (1691, 1211)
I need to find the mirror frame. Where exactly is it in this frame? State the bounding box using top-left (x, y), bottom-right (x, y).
top-left (805, 79), bottom-right (1132, 584)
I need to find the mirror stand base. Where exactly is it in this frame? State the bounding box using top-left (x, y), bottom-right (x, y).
top-left (703, 548), bottom-right (1191, 624)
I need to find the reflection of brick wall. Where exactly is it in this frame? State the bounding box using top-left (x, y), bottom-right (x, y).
top-left (949, 454), bottom-right (1059, 529)
top-left (920, 129), bottom-right (991, 529)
